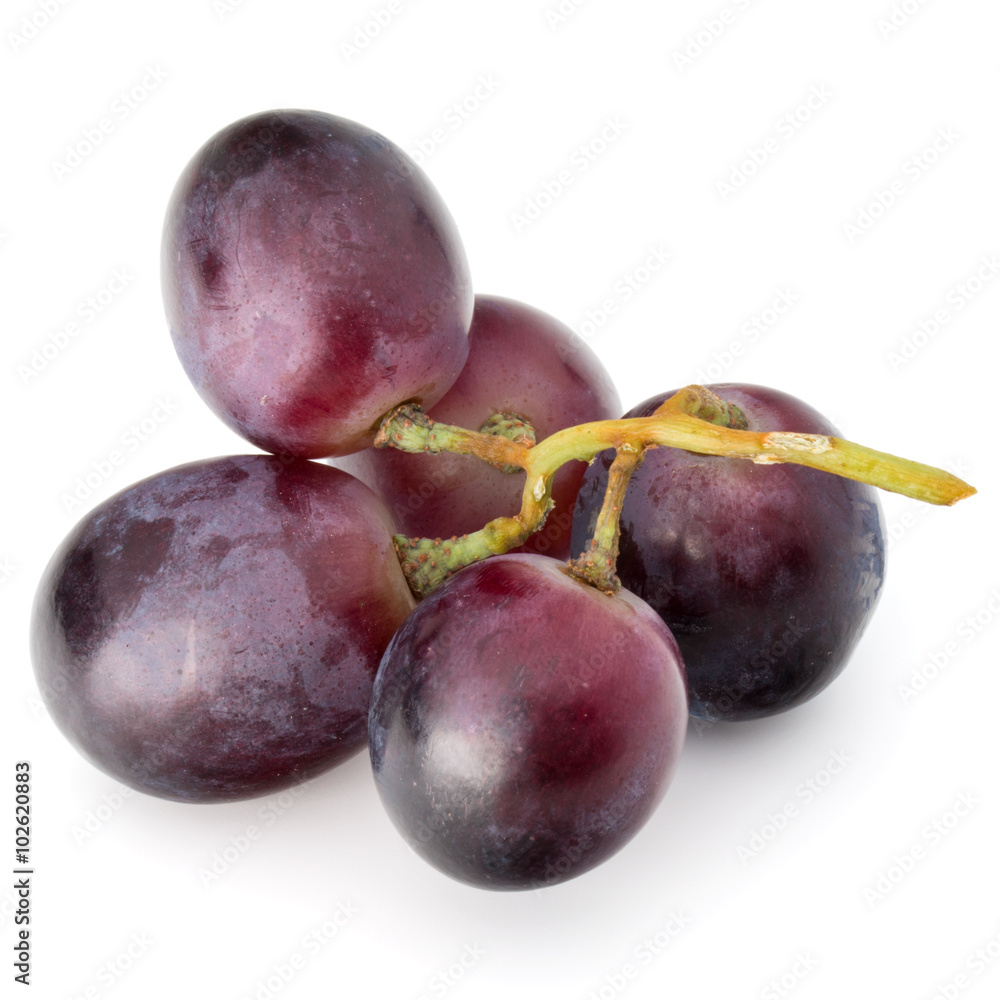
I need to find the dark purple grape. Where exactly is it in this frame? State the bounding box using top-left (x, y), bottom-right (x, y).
top-left (333, 295), bottom-right (621, 558)
top-left (162, 109), bottom-right (473, 459)
top-left (369, 554), bottom-right (687, 890)
top-left (571, 384), bottom-right (886, 722)
top-left (31, 456), bottom-right (415, 802)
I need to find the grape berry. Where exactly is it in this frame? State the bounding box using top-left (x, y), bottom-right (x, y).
top-left (572, 385), bottom-right (887, 721)
top-left (333, 293), bottom-right (621, 559)
top-left (369, 554), bottom-right (687, 889)
top-left (31, 456), bottom-right (413, 802)
top-left (162, 109), bottom-right (473, 459)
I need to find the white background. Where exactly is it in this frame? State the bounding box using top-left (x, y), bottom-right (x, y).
top-left (3, 1), bottom-right (999, 997)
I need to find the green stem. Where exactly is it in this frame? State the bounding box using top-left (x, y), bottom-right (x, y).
top-left (394, 518), bottom-right (529, 594)
top-left (654, 383), bottom-right (749, 429)
top-left (384, 385), bottom-right (976, 597)
top-left (375, 402), bottom-right (529, 470)
top-left (523, 414), bottom-right (973, 506)
top-left (477, 412), bottom-right (536, 473)
top-left (565, 445), bottom-right (643, 594)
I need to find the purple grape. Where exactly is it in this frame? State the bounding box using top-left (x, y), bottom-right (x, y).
top-left (369, 554), bottom-right (687, 890)
top-left (571, 384), bottom-right (886, 721)
top-left (162, 109), bottom-right (473, 459)
top-left (31, 456), bottom-right (415, 802)
top-left (334, 295), bottom-right (621, 558)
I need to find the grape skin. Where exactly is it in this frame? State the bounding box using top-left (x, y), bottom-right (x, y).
top-left (369, 554), bottom-right (688, 890)
top-left (31, 456), bottom-right (415, 802)
top-left (334, 295), bottom-right (621, 558)
top-left (162, 109), bottom-right (473, 459)
top-left (571, 384), bottom-right (887, 721)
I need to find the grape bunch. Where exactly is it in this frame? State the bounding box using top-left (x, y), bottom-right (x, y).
top-left (30, 109), bottom-right (974, 891)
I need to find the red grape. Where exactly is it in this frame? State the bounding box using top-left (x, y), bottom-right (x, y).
top-left (571, 384), bottom-right (887, 721)
top-left (369, 554), bottom-right (688, 889)
top-left (334, 295), bottom-right (621, 557)
top-left (162, 109), bottom-right (473, 458)
top-left (31, 456), bottom-right (415, 801)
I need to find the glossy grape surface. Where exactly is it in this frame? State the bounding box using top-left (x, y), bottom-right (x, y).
top-left (162, 109), bottom-right (473, 458)
top-left (369, 554), bottom-right (688, 890)
top-left (334, 295), bottom-right (620, 558)
top-left (572, 384), bottom-right (886, 721)
top-left (31, 456), bottom-right (415, 802)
